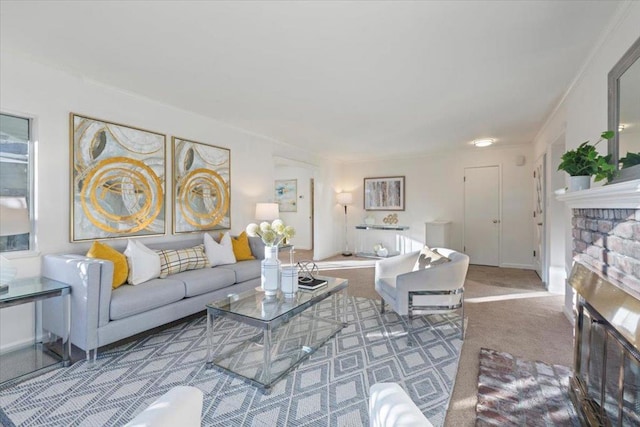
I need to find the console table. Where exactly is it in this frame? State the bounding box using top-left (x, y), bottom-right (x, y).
top-left (355, 224), bottom-right (410, 258)
top-left (0, 277), bottom-right (71, 385)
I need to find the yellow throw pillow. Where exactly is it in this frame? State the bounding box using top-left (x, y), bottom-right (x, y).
top-left (230, 231), bottom-right (255, 261)
top-left (87, 241), bottom-right (129, 289)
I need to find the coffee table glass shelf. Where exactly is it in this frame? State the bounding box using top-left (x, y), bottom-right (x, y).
top-left (205, 276), bottom-right (348, 391)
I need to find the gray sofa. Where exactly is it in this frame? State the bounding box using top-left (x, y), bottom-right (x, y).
top-left (42, 236), bottom-right (266, 362)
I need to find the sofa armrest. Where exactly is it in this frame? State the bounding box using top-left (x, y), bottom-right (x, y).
top-left (125, 386), bottom-right (203, 427)
top-left (41, 254), bottom-right (114, 353)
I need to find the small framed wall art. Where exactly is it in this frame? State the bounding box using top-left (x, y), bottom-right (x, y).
top-left (172, 137), bottom-right (231, 233)
top-left (275, 179), bottom-right (297, 212)
top-left (70, 113), bottom-right (166, 242)
top-left (363, 176), bottom-right (405, 211)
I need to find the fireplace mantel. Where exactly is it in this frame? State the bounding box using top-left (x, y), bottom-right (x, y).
top-left (556, 179), bottom-right (640, 209)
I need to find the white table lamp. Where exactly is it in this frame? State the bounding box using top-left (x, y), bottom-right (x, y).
top-left (255, 202), bottom-right (279, 221)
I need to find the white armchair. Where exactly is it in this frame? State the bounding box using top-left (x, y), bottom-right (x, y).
top-left (374, 248), bottom-right (469, 340)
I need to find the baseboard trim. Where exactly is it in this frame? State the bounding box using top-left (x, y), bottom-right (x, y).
top-left (563, 305), bottom-right (575, 326)
top-left (500, 263), bottom-right (535, 270)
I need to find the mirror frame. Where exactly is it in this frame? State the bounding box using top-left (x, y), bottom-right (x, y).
top-left (608, 36), bottom-right (640, 183)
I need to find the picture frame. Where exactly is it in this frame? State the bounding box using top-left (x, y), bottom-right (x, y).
top-left (275, 179), bottom-right (297, 212)
top-left (172, 137), bottom-right (231, 234)
top-left (363, 176), bottom-right (405, 211)
top-left (70, 113), bottom-right (166, 242)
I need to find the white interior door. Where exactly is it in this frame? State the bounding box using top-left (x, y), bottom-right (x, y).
top-left (464, 166), bottom-right (500, 266)
top-left (533, 155), bottom-right (545, 279)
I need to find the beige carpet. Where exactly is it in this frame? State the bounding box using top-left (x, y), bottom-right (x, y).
top-left (304, 253), bottom-right (574, 427)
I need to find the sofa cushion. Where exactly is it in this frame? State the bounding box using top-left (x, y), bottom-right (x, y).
top-left (86, 241), bottom-right (129, 289)
top-left (110, 278), bottom-right (185, 320)
top-left (172, 267), bottom-right (237, 297)
top-left (217, 259), bottom-right (262, 284)
top-left (156, 244), bottom-right (210, 278)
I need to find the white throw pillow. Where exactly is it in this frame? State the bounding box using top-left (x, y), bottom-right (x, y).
top-left (124, 239), bottom-right (161, 285)
top-left (204, 232), bottom-right (237, 267)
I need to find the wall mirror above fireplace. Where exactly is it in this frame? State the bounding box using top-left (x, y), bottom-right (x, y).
top-left (608, 36), bottom-right (640, 183)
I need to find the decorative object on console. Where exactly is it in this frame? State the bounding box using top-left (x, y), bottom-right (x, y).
top-left (373, 243), bottom-right (388, 257)
top-left (70, 113), bottom-right (166, 241)
top-left (383, 213), bottom-right (399, 224)
top-left (557, 131), bottom-right (615, 191)
top-left (337, 192), bottom-right (353, 256)
top-left (246, 220), bottom-right (295, 295)
top-left (275, 179), bottom-right (297, 212)
top-left (364, 176), bottom-right (405, 211)
top-left (172, 137), bottom-right (230, 234)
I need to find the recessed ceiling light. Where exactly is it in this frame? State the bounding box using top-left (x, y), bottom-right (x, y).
top-left (473, 138), bottom-right (494, 147)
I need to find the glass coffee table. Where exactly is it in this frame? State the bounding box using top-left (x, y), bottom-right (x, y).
top-left (205, 276), bottom-right (348, 391)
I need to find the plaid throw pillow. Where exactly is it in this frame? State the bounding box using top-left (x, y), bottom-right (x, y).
top-left (156, 244), bottom-right (210, 278)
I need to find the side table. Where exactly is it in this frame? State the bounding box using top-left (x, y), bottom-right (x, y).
top-left (0, 277), bottom-right (71, 386)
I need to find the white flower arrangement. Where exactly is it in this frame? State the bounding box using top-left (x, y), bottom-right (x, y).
top-left (246, 219), bottom-right (295, 247)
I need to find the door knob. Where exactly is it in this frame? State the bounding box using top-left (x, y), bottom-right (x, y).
top-left (492, 219), bottom-right (500, 224)
top-left (537, 222), bottom-right (543, 226)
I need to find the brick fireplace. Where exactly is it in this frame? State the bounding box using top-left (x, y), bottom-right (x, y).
top-left (559, 181), bottom-right (640, 426)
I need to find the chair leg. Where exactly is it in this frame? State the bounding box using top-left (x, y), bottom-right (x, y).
top-left (380, 297), bottom-right (385, 314)
top-left (406, 293), bottom-right (414, 346)
top-left (460, 294), bottom-right (465, 339)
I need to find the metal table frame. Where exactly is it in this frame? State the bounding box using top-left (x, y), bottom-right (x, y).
top-left (0, 277), bottom-right (71, 386)
top-left (205, 276), bottom-right (348, 391)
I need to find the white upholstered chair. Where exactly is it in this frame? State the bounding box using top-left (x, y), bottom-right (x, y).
top-left (125, 386), bottom-right (203, 427)
top-left (369, 382), bottom-right (433, 427)
top-left (374, 248), bottom-right (469, 341)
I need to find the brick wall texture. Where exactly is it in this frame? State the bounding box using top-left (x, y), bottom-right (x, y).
top-left (572, 208), bottom-right (640, 293)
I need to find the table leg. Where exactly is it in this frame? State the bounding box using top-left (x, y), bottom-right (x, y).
top-left (263, 327), bottom-right (272, 384)
top-left (62, 290), bottom-right (71, 367)
top-left (206, 310), bottom-right (215, 368)
top-left (342, 287), bottom-right (348, 327)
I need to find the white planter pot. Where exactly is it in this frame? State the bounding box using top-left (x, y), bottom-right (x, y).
top-left (569, 176), bottom-right (591, 192)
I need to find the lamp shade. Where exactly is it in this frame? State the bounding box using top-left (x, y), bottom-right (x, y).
top-left (337, 192), bottom-right (353, 206)
top-left (255, 202), bottom-right (279, 221)
top-left (0, 197), bottom-right (30, 236)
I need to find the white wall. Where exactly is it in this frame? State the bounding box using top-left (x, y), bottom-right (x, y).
top-left (532, 1), bottom-right (640, 318)
top-left (340, 145), bottom-right (534, 268)
top-left (0, 51), bottom-right (340, 351)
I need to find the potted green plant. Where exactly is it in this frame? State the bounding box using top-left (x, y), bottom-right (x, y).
top-left (557, 131), bottom-right (616, 191)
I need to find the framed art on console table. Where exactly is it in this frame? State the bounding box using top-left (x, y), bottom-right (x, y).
top-left (364, 176), bottom-right (405, 211)
top-left (172, 137), bottom-right (231, 233)
top-left (70, 113), bottom-right (166, 242)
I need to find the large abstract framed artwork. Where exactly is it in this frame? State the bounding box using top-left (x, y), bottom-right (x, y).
top-left (275, 179), bottom-right (297, 212)
top-left (364, 176), bottom-right (405, 211)
top-left (71, 114), bottom-right (166, 242)
top-left (173, 137), bottom-right (230, 233)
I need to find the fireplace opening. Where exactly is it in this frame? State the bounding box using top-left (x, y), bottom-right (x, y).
top-left (569, 262), bottom-right (640, 426)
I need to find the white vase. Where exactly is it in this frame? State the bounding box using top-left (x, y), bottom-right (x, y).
top-left (261, 246), bottom-right (280, 296)
top-left (569, 175), bottom-right (590, 192)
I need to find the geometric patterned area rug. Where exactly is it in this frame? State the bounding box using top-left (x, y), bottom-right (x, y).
top-left (0, 297), bottom-right (463, 427)
top-left (476, 348), bottom-right (580, 427)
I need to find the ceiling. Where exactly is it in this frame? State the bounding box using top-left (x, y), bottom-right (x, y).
top-left (0, 1), bottom-right (623, 162)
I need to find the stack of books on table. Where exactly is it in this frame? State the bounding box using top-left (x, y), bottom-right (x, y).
top-left (298, 277), bottom-right (328, 291)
